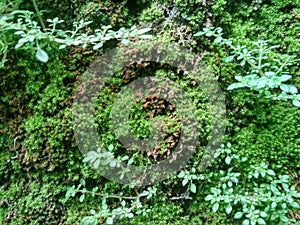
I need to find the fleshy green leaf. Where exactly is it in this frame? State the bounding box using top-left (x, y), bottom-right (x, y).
top-left (80, 178), bottom-right (86, 186)
top-left (234, 211), bottom-right (244, 219)
top-left (280, 84), bottom-right (298, 93)
top-left (225, 55), bottom-right (235, 63)
top-left (292, 100), bottom-right (300, 107)
top-left (225, 156), bottom-right (231, 165)
top-left (106, 217), bottom-right (113, 225)
top-left (271, 201), bottom-right (277, 209)
top-left (182, 179), bottom-right (188, 186)
top-left (137, 28), bottom-right (152, 34)
top-left (214, 36), bottom-right (222, 43)
top-left (264, 71), bottom-right (276, 77)
top-left (241, 157), bottom-right (248, 162)
top-left (267, 169), bottom-right (276, 176)
top-left (260, 211), bottom-right (268, 217)
top-left (225, 204), bottom-right (232, 214)
top-left (279, 75), bottom-right (292, 82)
top-left (190, 182), bottom-right (196, 193)
top-left (234, 76), bottom-right (243, 81)
top-left (83, 151), bottom-right (98, 162)
top-left (121, 39), bottom-right (130, 44)
top-left (93, 42), bottom-right (103, 50)
top-left (289, 201), bottom-right (300, 209)
top-left (242, 219), bottom-right (250, 225)
top-left (59, 45), bottom-right (67, 49)
top-left (280, 215), bottom-right (288, 222)
top-left (108, 144), bottom-right (114, 151)
top-left (36, 48), bottom-right (49, 63)
top-left (193, 31), bottom-right (204, 37)
top-left (79, 194), bottom-right (85, 203)
top-left (257, 218), bottom-right (266, 225)
top-left (177, 171), bottom-right (185, 178)
top-left (256, 78), bottom-right (267, 89)
top-left (138, 34), bottom-right (153, 39)
top-left (93, 159), bottom-right (100, 169)
top-left (126, 212), bottom-right (134, 218)
top-left (227, 82), bottom-right (245, 90)
top-left (15, 38), bottom-right (28, 49)
top-left (212, 202), bottom-right (219, 212)
top-left (205, 195), bottom-right (213, 201)
top-left (205, 30), bottom-right (213, 37)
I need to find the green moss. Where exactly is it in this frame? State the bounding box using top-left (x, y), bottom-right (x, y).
top-left (231, 100), bottom-right (300, 169)
top-left (1, 0), bottom-right (300, 224)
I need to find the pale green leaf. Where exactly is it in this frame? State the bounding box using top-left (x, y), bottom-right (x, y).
top-left (212, 202), bottom-right (219, 212)
top-left (106, 217), bottom-right (113, 225)
top-left (257, 218), bottom-right (266, 225)
top-left (138, 34), bottom-right (153, 39)
top-left (225, 156), bottom-right (231, 165)
top-left (227, 82), bottom-right (245, 90)
top-left (15, 38), bottom-right (28, 49)
top-left (225, 204), bottom-right (232, 214)
top-left (121, 39), bottom-right (130, 44)
top-left (214, 36), bottom-right (222, 43)
top-left (126, 212), bottom-right (134, 218)
top-left (264, 71), bottom-right (276, 77)
top-left (93, 42), bottom-right (103, 50)
top-left (242, 219), bottom-right (250, 225)
top-left (225, 55), bottom-right (234, 63)
top-left (292, 100), bottom-right (300, 107)
top-left (256, 78), bottom-right (267, 89)
top-left (280, 84), bottom-right (298, 93)
top-left (79, 194), bottom-right (85, 203)
top-left (59, 45), bottom-right (67, 49)
top-left (260, 211), bottom-right (268, 217)
top-left (290, 201), bottom-right (300, 209)
top-left (108, 144), bottom-right (114, 151)
top-left (234, 211), bottom-right (244, 219)
top-left (267, 169), bottom-right (276, 176)
top-left (93, 159), bottom-right (100, 169)
top-left (190, 182), bottom-right (196, 193)
top-left (137, 28), bottom-right (152, 35)
top-left (279, 75), bottom-right (292, 82)
top-left (36, 48), bottom-right (49, 63)
top-left (182, 179), bottom-right (188, 186)
top-left (193, 31), bottom-right (204, 37)
top-left (205, 195), bottom-right (213, 201)
top-left (177, 171), bottom-right (185, 178)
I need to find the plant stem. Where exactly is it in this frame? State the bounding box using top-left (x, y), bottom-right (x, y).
top-left (276, 57), bottom-right (290, 75)
top-left (257, 46), bottom-right (263, 75)
top-left (31, 0), bottom-right (46, 30)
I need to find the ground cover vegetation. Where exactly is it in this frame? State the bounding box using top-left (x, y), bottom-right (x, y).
top-left (0, 0), bottom-right (300, 224)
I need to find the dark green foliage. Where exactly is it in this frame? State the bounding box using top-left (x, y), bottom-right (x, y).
top-left (0, 40), bottom-right (100, 224)
top-left (76, 1), bottom-right (133, 30)
top-left (216, 0), bottom-right (300, 55)
top-left (231, 99), bottom-right (300, 168)
top-left (120, 201), bottom-right (193, 225)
